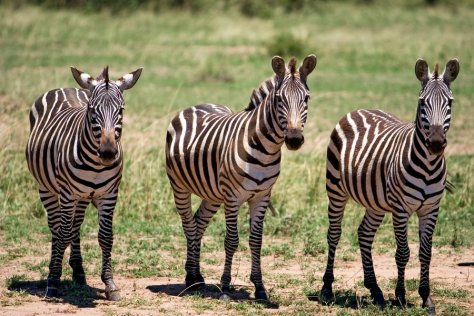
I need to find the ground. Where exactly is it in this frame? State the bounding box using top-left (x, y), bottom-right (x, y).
top-left (1, 244), bottom-right (472, 315)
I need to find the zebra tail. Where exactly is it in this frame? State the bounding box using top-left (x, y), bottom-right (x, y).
top-left (445, 179), bottom-right (456, 194)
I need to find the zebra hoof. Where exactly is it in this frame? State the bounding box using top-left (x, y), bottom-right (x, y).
top-left (371, 291), bottom-right (385, 307)
top-left (423, 297), bottom-right (436, 315)
top-left (105, 289), bottom-right (121, 301)
top-left (46, 286), bottom-right (59, 298)
top-left (319, 287), bottom-right (335, 304)
top-left (219, 293), bottom-right (231, 301)
top-left (73, 274), bottom-right (87, 285)
top-left (185, 273), bottom-right (205, 291)
top-left (254, 288), bottom-right (268, 301)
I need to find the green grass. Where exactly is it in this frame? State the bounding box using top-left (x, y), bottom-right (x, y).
top-left (1, 1), bottom-right (473, 315)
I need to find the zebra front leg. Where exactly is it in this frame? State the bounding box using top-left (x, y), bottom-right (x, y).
top-left (95, 193), bottom-right (120, 301)
top-left (41, 188), bottom-right (75, 297)
top-left (358, 209), bottom-right (385, 306)
top-left (219, 202), bottom-right (240, 300)
top-left (248, 197), bottom-right (269, 301)
top-left (69, 200), bottom-right (89, 285)
top-left (417, 209), bottom-right (439, 315)
top-left (191, 200), bottom-right (220, 290)
top-left (320, 194), bottom-right (347, 304)
top-left (392, 211), bottom-right (410, 307)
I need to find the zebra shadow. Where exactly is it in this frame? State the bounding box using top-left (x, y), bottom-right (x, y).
top-left (7, 278), bottom-right (102, 308)
top-left (146, 283), bottom-right (279, 308)
top-left (307, 290), bottom-right (414, 310)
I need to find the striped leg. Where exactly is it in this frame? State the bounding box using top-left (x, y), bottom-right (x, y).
top-left (417, 208), bottom-right (438, 314)
top-left (392, 211), bottom-right (410, 307)
top-left (69, 200), bottom-right (89, 285)
top-left (320, 189), bottom-right (348, 303)
top-left (248, 196), bottom-right (269, 300)
top-left (171, 188), bottom-right (199, 289)
top-left (95, 191), bottom-right (120, 301)
top-left (43, 188), bottom-right (76, 297)
top-left (358, 209), bottom-right (385, 306)
top-left (219, 201), bottom-right (240, 300)
top-left (191, 200), bottom-right (220, 289)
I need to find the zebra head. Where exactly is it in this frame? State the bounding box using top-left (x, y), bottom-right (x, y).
top-left (415, 58), bottom-right (459, 155)
top-left (272, 54), bottom-right (317, 150)
top-left (71, 66), bottom-right (142, 166)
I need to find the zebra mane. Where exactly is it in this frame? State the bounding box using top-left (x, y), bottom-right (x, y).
top-left (97, 66), bottom-right (110, 89)
top-left (433, 63), bottom-right (439, 79)
top-left (245, 76), bottom-right (276, 111)
top-left (289, 57), bottom-right (297, 79)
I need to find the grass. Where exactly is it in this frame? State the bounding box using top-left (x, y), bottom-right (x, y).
top-left (0, 1), bottom-right (473, 315)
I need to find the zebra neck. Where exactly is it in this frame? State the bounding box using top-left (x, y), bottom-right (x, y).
top-left (246, 96), bottom-right (285, 155)
top-left (412, 123), bottom-right (445, 168)
top-left (76, 114), bottom-right (102, 165)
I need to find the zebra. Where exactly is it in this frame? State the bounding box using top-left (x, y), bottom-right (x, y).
top-left (25, 66), bottom-right (142, 300)
top-left (165, 55), bottom-right (317, 300)
top-left (319, 58), bottom-right (459, 314)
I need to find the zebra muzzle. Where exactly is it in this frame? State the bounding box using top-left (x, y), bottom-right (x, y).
top-left (284, 128), bottom-right (304, 151)
top-left (98, 129), bottom-right (119, 165)
top-left (426, 125), bottom-right (447, 155)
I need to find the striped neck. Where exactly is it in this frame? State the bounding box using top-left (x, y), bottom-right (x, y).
top-left (77, 109), bottom-right (103, 166)
top-left (244, 89), bottom-right (285, 159)
top-left (413, 111), bottom-right (444, 165)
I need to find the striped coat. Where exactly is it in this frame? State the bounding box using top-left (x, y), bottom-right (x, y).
top-left (166, 55), bottom-right (317, 300)
top-left (26, 66), bottom-right (142, 300)
top-left (320, 59), bottom-right (459, 314)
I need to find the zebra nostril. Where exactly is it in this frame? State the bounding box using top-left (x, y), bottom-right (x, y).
top-left (99, 148), bottom-right (117, 161)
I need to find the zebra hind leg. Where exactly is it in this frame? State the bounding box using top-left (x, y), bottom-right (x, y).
top-left (69, 200), bottom-right (89, 285)
top-left (320, 191), bottom-right (348, 304)
top-left (358, 209), bottom-right (385, 307)
top-left (191, 200), bottom-right (220, 290)
top-left (171, 188), bottom-right (201, 290)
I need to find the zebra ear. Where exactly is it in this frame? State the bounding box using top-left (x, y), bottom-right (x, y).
top-left (71, 66), bottom-right (97, 90)
top-left (272, 56), bottom-right (286, 80)
top-left (115, 68), bottom-right (143, 91)
top-left (415, 59), bottom-right (429, 83)
top-left (442, 59), bottom-right (459, 84)
top-left (299, 54), bottom-right (317, 82)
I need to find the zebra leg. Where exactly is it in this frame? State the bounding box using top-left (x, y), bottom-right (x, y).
top-left (68, 200), bottom-right (89, 285)
top-left (392, 211), bottom-right (410, 307)
top-left (171, 188), bottom-right (200, 290)
top-left (417, 208), bottom-right (439, 315)
top-left (320, 193), bottom-right (348, 304)
top-left (358, 209), bottom-right (385, 306)
top-left (95, 192), bottom-right (120, 301)
top-left (219, 201), bottom-right (240, 300)
top-left (42, 188), bottom-right (76, 297)
top-left (191, 200), bottom-right (220, 290)
top-left (248, 197), bottom-right (269, 301)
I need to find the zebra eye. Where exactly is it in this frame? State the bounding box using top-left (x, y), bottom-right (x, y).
top-left (304, 95), bottom-right (310, 103)
top-left (91, 112), bottom-right (98, 122)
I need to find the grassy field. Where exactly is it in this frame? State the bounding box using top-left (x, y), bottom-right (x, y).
top-left (0, 2), bottom-right (473, 315)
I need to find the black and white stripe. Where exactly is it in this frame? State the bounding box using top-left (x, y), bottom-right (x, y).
top-left (319, 59), bottom-right (459, 313)
top-left (166, 55), bottom-right (317, 300)
top-left (26, 66), bottom-right (142, 300)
